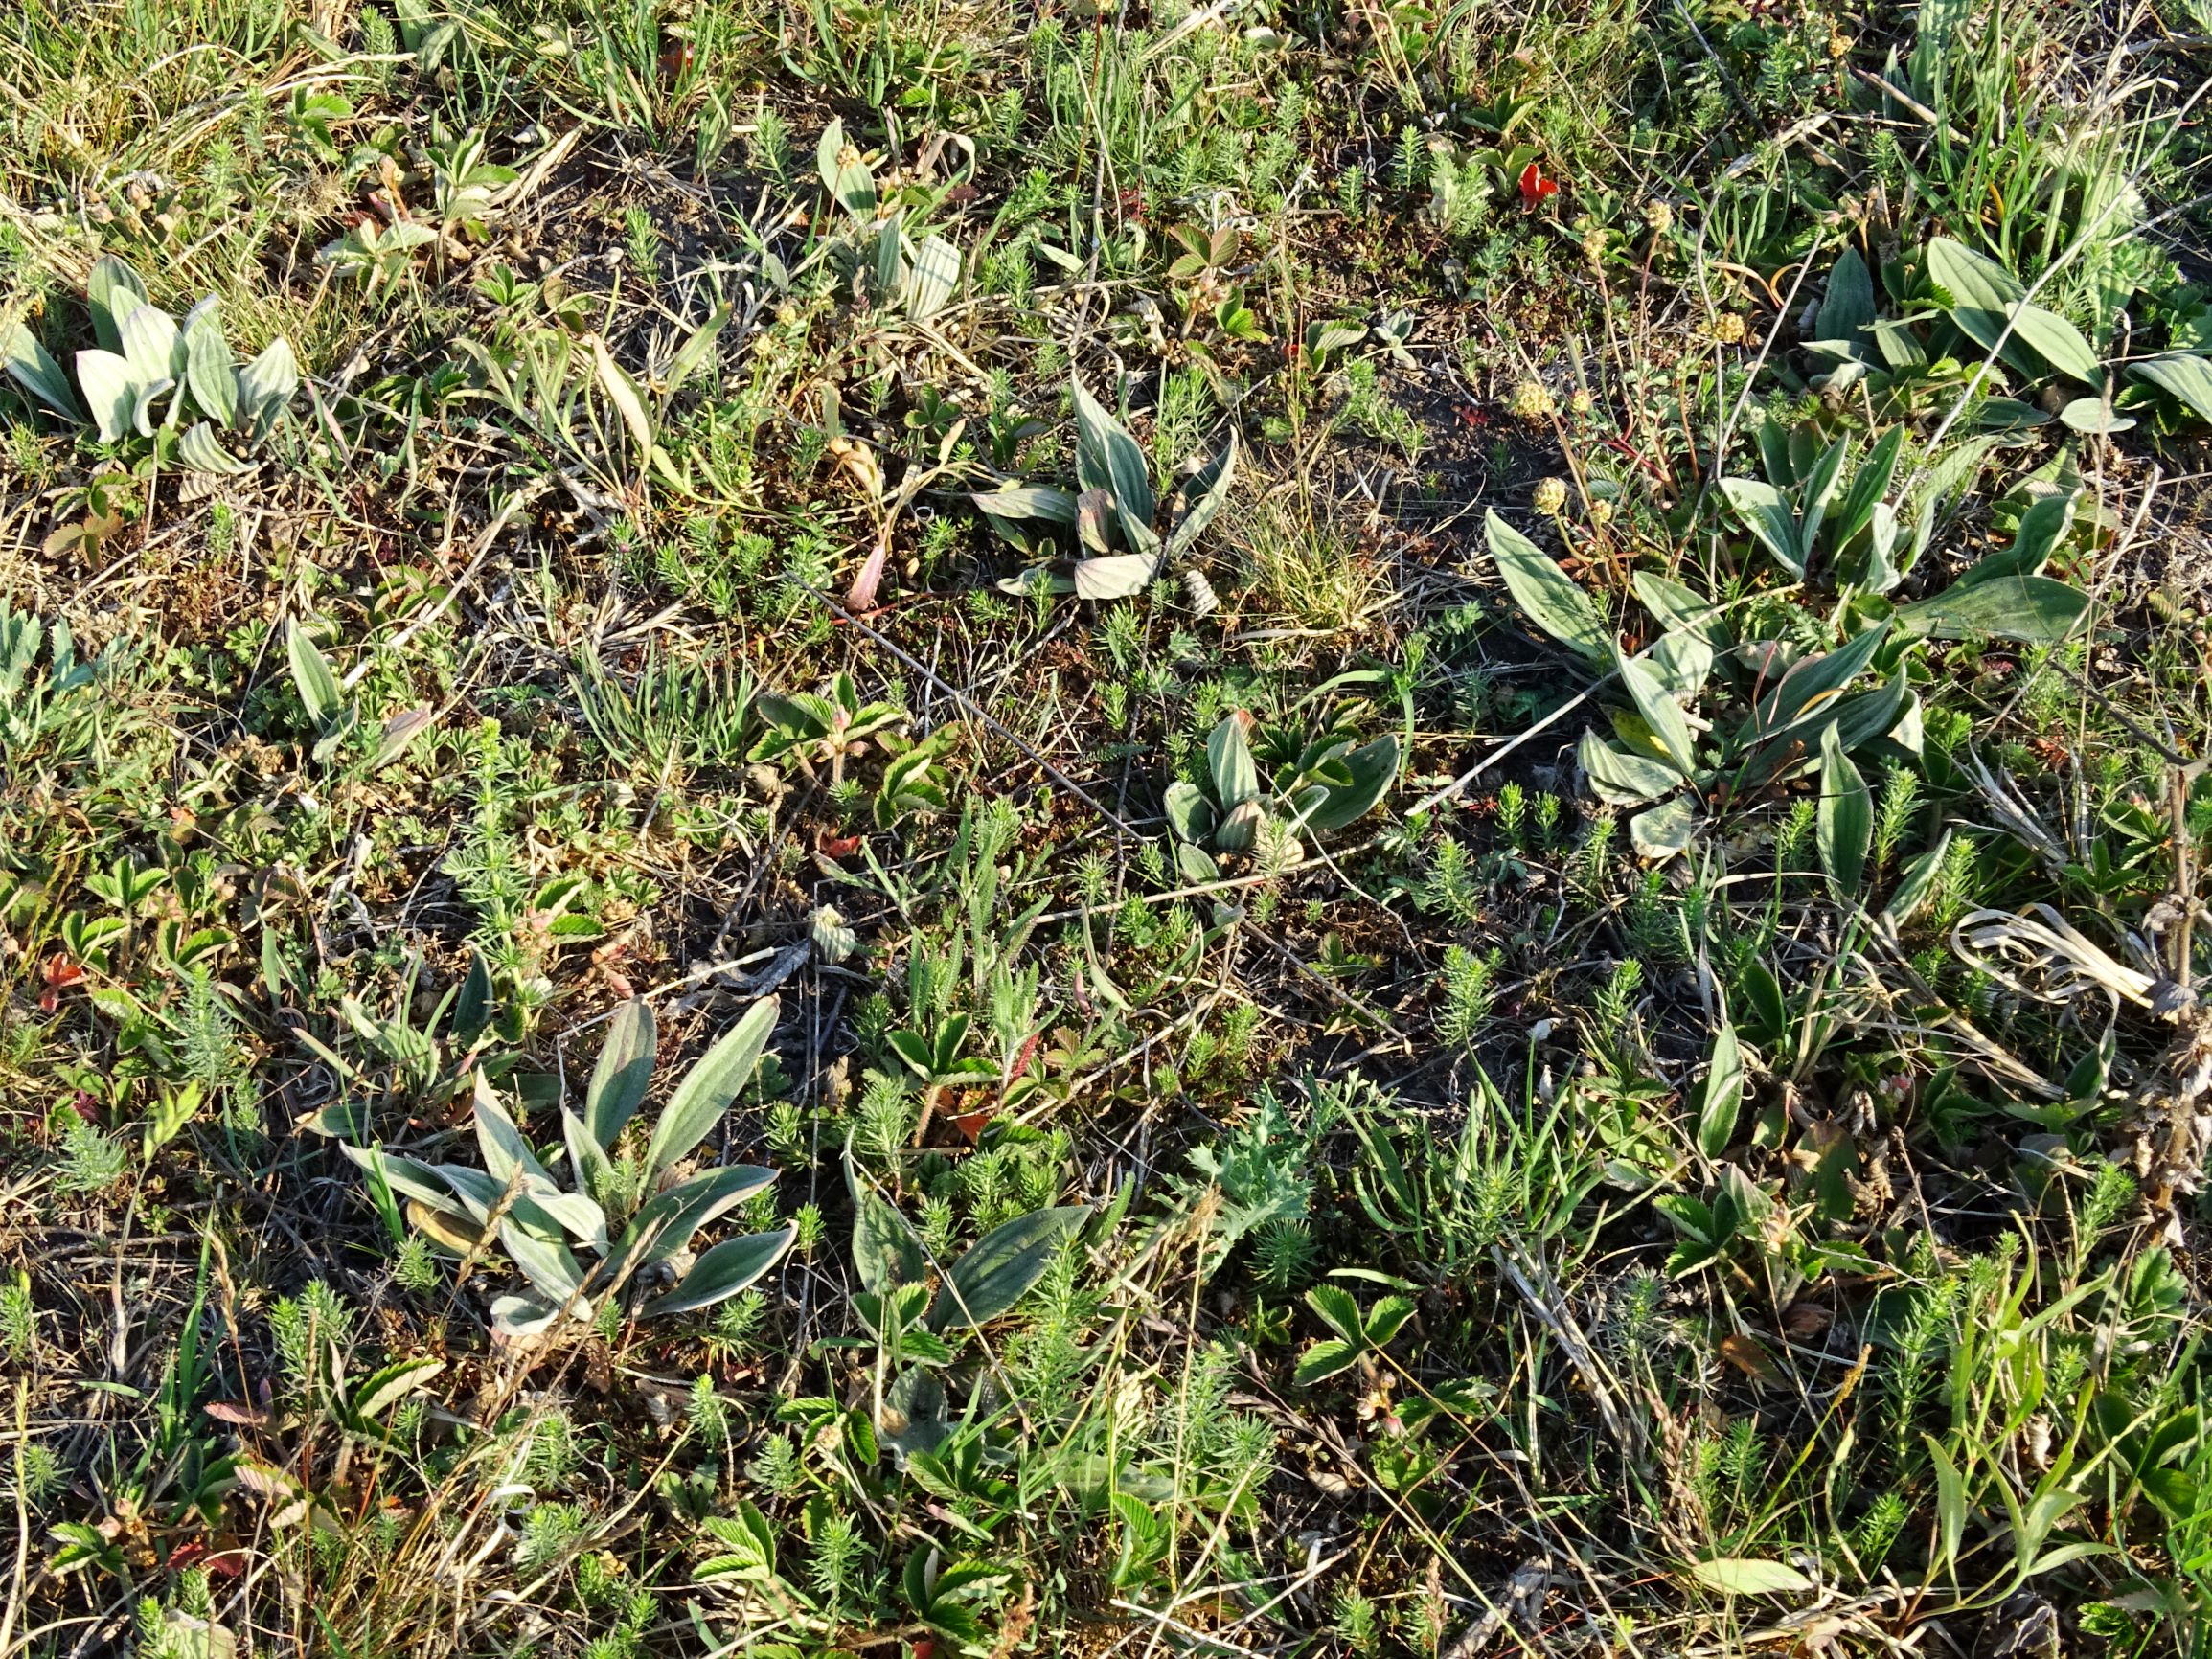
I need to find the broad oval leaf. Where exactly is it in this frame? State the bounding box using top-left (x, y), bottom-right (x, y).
top-left (1956, 491), bottom-right (2072, 589)
top-left (1926, 238), bottom-right (2024, 350)
top-left (2057, 397), bottom-right (2132, 435)
top-left (1484, 508), bottom-right (1610, 668)
top-left (76, 349), bottom-right (137, 443)
top-left (1070, 553), bottom-right (1156, 601)
top-left (646, 995), bottom-right (780, 1180)
top-left (2129, 352), bottom-right (2212, 424)
top-left (814, 117), bottom-right (877, 216)
top-left (854, 1187), bottom-right (927, 1293)
top-left (2007, 302), bottom-right (2100, 384)
top-left (644, 1225), bottom-right (796, 1317)
top-left (929, 1205), bottom-right (1091, 1329)
top-left (1630, 796), bottom-right (1698, 861)
top-left (1832, 424), bottom-right (1904, 548)
top-left (1163, 779), bottom-right (1215, 843)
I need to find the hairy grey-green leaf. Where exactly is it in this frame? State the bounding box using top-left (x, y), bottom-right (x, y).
top-left (1718, 477), bottom-right (1803, 576)
top-left (1895, 575), bottom-right (2087, 643)
top-left (585, 997), bottom-right (657, 1149)
top-left (645, 996), bottom-right (779, 1180)
top-left (1817, 722), bottom-right (1871, 897)
top-left (644, 1227), bottom-right (795, 1317)
top-left (1484, 508), bottom-right (1610, 667)
top-left (1579, 729), bottom-right (1678, 806)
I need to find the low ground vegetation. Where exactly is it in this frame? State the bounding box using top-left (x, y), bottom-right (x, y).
top-left (6, 0), bottom-right (2212, 1654)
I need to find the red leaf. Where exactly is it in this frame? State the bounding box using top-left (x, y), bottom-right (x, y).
top-left (1518, 162), bottom-right (1560, 207)
top-left (40, 952), bottom-right (85, 1012)
top-left (818, 831), bottom-right (863, 859)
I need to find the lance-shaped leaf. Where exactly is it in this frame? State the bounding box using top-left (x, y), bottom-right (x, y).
top-left (645, 996), bottom-right (780, 1180)
top-left (285, 623), bottom-right (346, 733)
top-left (815, 118), bottom-right (877, 216)
top-left (237, 338), bottom-right (298, 432)
top-left (1818, 722), bottom-right (1871, 897)
top-left (178, 423), bottom-right (249, 474)
top-left (1301, 735), bottom-right (1399, 830)
top-left (76, 349), bottom-right (137, 443)
top-left (1816, 246), bottom-right (1876, 346)
top-left (1581, 728), bottom-right (1678, 806)
top-left (903, 235), bottom-right (959, 319)
top-left (1072, 376), bottom-right (1155, 551)
top-left (87, 255), bottom-right (148, 353)
top-left (1617, 650), bottom-right (1698, 775)
top-left (3, 322), bottom-right (82, 420)
top-left (119, 304), bottom-right (183, 394)
top-left (1832, 425), bottom-right (1904, 549)
top-left (585, 997), bottom-right (657, 1148)
top-left (1160, 429), bottom-right (1238, 561)
top-left (1695, 1014), bottom-right (1745, 1160)
top-left (643, 1225), bottom-right (796, 1317)
top-left (971, 484), bottom-right (1080, 525)
top-left (1895, 576), bottom-right (2087, 644)
top-left (928, 1205), bottom-right (1091, 1329)
top-left (1884, 830), bottom-right (1952, 924)
top-left (1206, 713), bottom-right (1259, 808)
top-left (1719, 477), bottom-right (1803, 575)
top-left (1485, 508), bottom-right (1610, 668)
top-left (340, 1143), bottom-right (468, 1220)
top-left (613, 1164), bottom-right (780, 1280)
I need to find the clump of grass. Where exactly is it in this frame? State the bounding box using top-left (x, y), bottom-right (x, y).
top-left (1237, 500), bottom-right (1381, 632)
